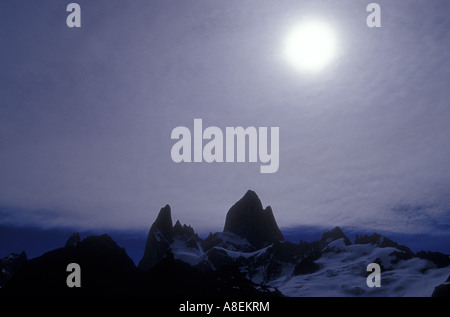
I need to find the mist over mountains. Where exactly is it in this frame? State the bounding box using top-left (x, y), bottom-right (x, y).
top-left (1, 190), bottom-right (449, 297)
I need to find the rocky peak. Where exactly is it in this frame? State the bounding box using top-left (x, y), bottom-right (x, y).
top-left (152, 204), bottom-right (174, 241)
top-left (320, 226), bottom-right (351, 248)
top-left (355, 232), bottom-right (412, 254)
top-left (223, 190), bottom-right (284, 249)
top-left (79, 234), bottom-right (123, 251)
top-left (173, 220), bottom-right (195, 237)
top-left (138, 204), bottom-right (174, 271)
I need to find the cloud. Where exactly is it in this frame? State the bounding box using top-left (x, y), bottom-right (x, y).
top-left (0, 1), bottom-right (449, 236)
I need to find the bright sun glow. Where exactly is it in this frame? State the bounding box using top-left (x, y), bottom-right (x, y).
top-left (284, 20), bottom-right (337, 73)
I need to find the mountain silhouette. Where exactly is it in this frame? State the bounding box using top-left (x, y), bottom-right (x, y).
top-left (2, 234), bottom-right (280, 296)
top-left (2, 234), bottom-right (138, 295)
top-left (223, 190), bottom-right (284, 249)
top-left (138, 204), bottom-right (174, 271)
top-left (1, 190), bottom-right (449, 297)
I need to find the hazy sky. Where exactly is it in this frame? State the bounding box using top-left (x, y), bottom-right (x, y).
top-left (1, 0), bottom-right (449, 237)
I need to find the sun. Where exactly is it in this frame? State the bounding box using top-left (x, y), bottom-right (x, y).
top-left (284, 19), bottom-right (337, 73)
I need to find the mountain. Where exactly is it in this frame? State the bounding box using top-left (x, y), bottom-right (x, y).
top-left (2, 231), bottom-right (280, 296)
top-left (138, 204), bottom-right (175, 271)
top-left (276, 237), bottom-right (449, 297)
top-left (223, 190), bottom-right (284, 249)
top-left (320, 226), bottom-right (351, 248)
top-left (135, 190), bottom-right (450, 296)
top-left (138, 204), bottom-right (204, 271)
top-left (2, 234), bottom-right (138, 295)
top-left (1, 190), bottom-right (449, 297)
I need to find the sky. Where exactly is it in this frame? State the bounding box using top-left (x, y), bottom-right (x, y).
top-left (1, 1), bottom-right (450, 258)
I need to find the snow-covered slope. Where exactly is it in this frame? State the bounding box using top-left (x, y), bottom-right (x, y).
top-left (151, 233), bottom-right (450, 297)
top-left (272, 238), bottom-right (450, 297)
top-left (170, 236), bottom-right (205, 266)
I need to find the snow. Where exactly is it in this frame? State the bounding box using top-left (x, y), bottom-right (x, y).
top-left (164, 234), bottom-right (449, 297)
top-left (273, 239), bottom-right (450, 297)
top-left (153, 230), bottom-right (165, 242)
top-left (220, 245), bottom-right (270, 259)
top-left (211, 232), bottom-right (254, 251)
top-left (170, 239), bottom-right (204, 265)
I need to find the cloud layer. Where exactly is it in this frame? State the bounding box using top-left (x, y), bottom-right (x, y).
top-left (0, 1), bottom-right (449, 235)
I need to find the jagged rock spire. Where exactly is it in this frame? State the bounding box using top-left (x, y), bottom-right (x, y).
top-left (138, 204), bottom-right (174, 271)
top-left (151, 204), bottom-right (174, 241)
top-left (223, 190), bottom-right (284, 249)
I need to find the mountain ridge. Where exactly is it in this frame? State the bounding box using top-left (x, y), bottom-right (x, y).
top-left (1, 190), bottom-right (449, 297)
